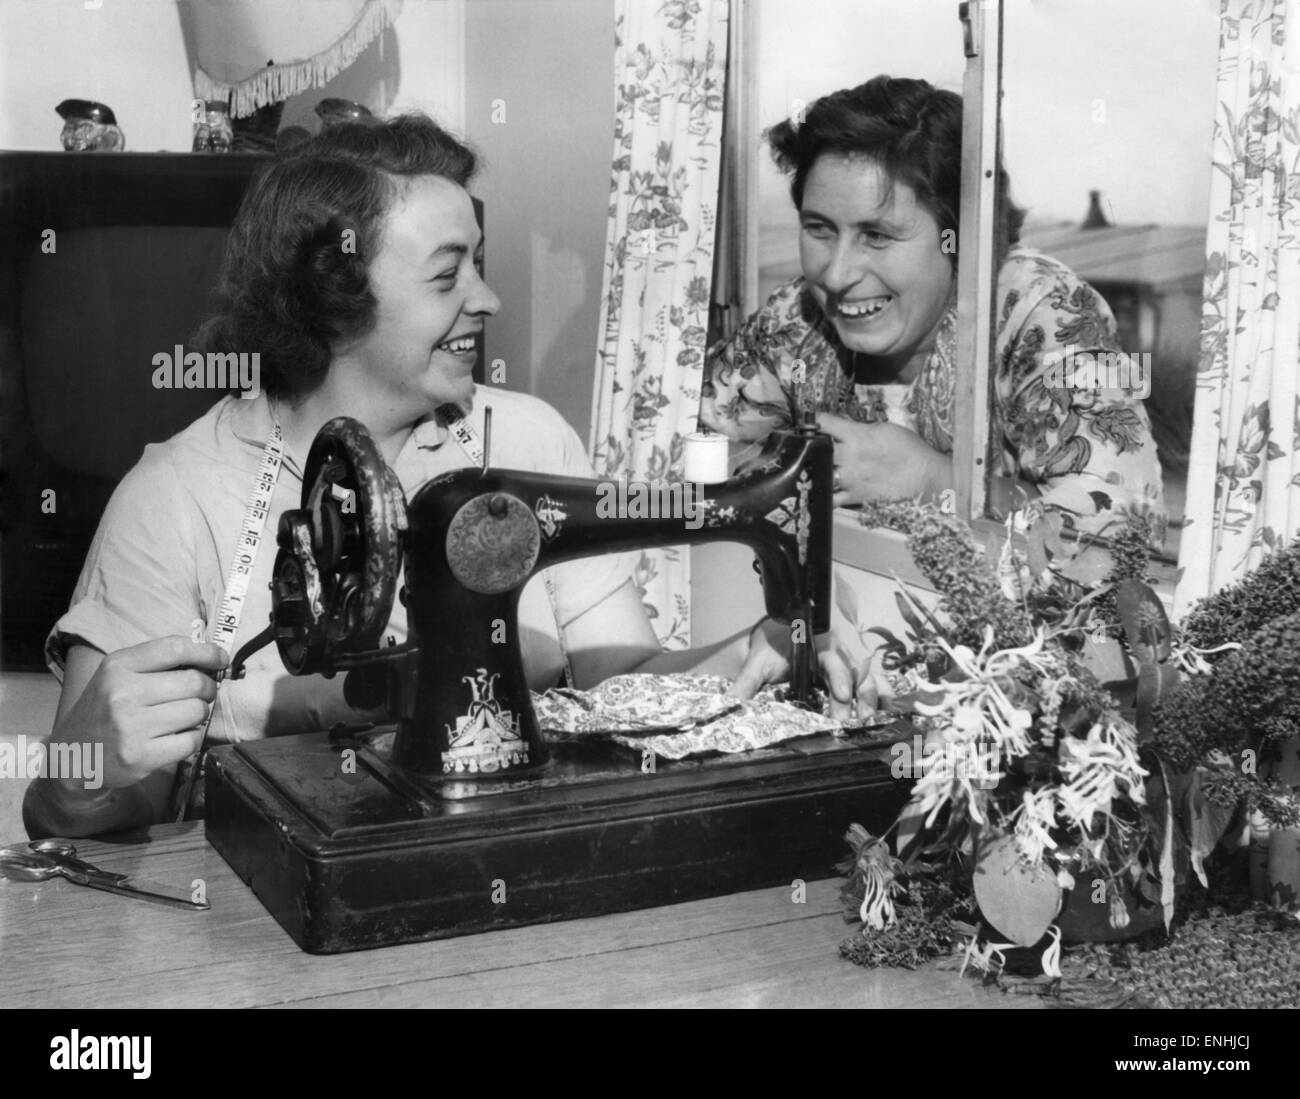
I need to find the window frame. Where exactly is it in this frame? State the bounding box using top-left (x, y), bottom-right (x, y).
top-left (951, 0), bottom-right (1000, 527)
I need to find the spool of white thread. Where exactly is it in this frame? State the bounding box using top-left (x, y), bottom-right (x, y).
top-left (682, 432), bottom-right (730, 484)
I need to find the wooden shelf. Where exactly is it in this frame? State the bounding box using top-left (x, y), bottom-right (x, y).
top-left (0, 150), bottom-right (272, 230)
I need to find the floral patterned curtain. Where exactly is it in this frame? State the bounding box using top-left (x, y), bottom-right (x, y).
top-left (590, 0), bottom-right (729, 648)
top-left (1175, 0), bottom-right (1300, 618)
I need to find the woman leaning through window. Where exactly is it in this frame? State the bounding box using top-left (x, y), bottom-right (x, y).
top-left (700, 76), bottom-right (1167, 555)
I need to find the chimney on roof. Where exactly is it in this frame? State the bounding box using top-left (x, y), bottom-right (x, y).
top-left (1082, 190), bottom-right (1111, 229)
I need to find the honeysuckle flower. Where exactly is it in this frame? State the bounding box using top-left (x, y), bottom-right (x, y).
top-left (840, 501), bottom-right (1191, 953)
top-left (1041, 925), bottom-right (1063, 979)
top-left (853, 834), bottom-right (903, 931)
top-left (997, 534), bottom-right (1033, 602)
top-left (1108, 891), bottom-right (1131, 930)
top-left (860, 879), bottom-right (895, 931)
top-left (1011, 787), bottom-right (1059, 865)
top-left (959, 934), bottom-right (1020, 979)
top-left (952, 702), bottom-right (986, 735)
top-left (905, 626), bottom-right (1083, 842)
top-left (1055, 718), bottom-right (1147, 833)
top-left (914, 633), bottom-right (1044, 760)
top-left (1170, 638), bottom-right (1243, 676)
top-left (910, 744), bottom-right (965, 826)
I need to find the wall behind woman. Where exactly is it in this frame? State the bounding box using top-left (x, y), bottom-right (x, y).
top-left (0, 0), bottom-right (194, 151)
top-left (0, 0), bottom-right (611, 441)
top-left (0, 0), bottom-right (463, 151)
top-left (462, 0), bottom-right (614, 444)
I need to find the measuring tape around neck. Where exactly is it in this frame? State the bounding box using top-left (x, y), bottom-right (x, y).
top-left (211, 421), bottom-right (286, 655)
top-left (443, 407), bottom-right (485, 467)
top-left (172, 419), bottom-right (286, 821)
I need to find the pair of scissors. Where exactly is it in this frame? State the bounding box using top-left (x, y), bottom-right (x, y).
top-left (0, 839), bottom-right (210, 912)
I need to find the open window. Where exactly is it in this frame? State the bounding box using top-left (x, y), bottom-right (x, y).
top-left (997, 0), bottom-right (1217, 576)
top-left (728, 0), bottom-right (1217, 602)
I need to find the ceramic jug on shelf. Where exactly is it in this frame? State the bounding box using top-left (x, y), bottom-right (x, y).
top-left (55, 99), bottom-right (124, 151)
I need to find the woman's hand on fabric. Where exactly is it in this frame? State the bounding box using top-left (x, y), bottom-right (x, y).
top-left (817, 413), bottom-right (952, 507)
top-left (818, 645), bottom-right (896, 721)
top-left (727, 618), bottom-right (794, 700)
top-left (728, 619), bottom-right (890, 719)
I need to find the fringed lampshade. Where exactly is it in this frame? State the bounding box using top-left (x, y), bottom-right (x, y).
top-left (179, 0), bottom-right (403, 118)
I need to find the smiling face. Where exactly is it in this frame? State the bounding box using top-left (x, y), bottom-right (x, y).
top-left (798, 155), bottom-right (955, 375)
top-left (334, 173), bottom-right (500, 416)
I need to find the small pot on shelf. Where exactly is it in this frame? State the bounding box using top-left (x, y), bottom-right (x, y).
top-left (55, 99), bottom-right (124, 151)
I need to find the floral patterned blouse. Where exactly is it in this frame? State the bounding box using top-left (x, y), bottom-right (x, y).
top-left (699, 247), bottom-right (1167, 547)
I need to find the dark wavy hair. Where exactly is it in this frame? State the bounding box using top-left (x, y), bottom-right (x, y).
top-left (197, 113), bottom-right (478, 398)
top-left (765, 76), bottom-right (1024, 268)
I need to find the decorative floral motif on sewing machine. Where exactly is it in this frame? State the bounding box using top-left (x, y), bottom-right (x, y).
top-left (765, 497), bottom-right (799, 536)
top-left (534, 495), bottom-right (568, 542)
top-left (444, 668), bottom-right (528, 775)
top-left (762, 470), bottom-right (812, 565)
top-left (796, 471), bottom-right (811, 566)
top-left (701, 502), bottom-right (738, 527)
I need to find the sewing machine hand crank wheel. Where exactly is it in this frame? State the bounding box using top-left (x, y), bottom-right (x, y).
top-left (271, 417), bottom-right (406, 676)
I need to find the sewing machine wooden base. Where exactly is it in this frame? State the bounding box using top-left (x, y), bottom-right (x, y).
top-left (204, 724), bottom-right (914, 954)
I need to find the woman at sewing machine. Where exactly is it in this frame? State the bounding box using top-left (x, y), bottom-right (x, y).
top-left (24, 113), bottom-right (864, 839)
top-left (700, 75), bottom-right (1167, 547)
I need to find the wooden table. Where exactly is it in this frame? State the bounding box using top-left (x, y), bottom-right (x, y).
top-left (0, 823), bottom-right (1040, 1009)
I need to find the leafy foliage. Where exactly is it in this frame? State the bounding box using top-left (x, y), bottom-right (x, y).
top-left (840, 500), bottom-right (1252, 963)
top-left (1154, 607), bottom-right (1300, 828)
top-left (838, 855), bottom-right (974, 970)
top-left (1092, 516), bottom-right (1158, 634)
top-left (858, 499), bottom-right (1032, 650)
top-left (1180, 540), bottom-right (1300, 654)
top-left (841, 501), bottom-right (1300, 973)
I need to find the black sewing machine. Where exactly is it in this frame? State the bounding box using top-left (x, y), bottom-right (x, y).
top-left (204, 415), bottom-right (910, 953)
